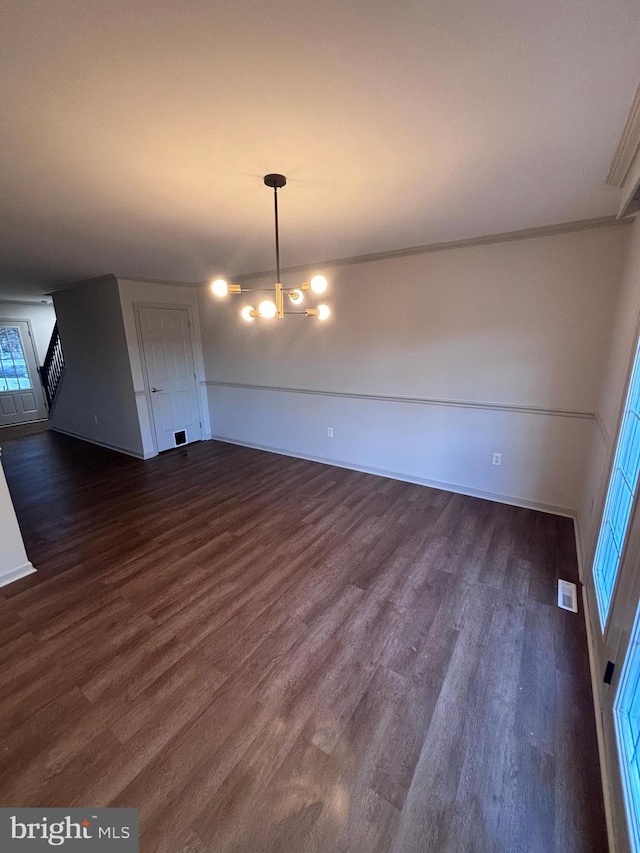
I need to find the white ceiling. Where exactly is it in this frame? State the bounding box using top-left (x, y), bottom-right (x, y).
top-left (1, 0), bottom-right (639, 298)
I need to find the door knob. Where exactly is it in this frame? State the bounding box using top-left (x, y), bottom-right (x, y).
top-left (151, 387), bottom-right (162, 393)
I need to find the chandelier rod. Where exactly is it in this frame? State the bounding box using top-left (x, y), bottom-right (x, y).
top-left (273, 184), bottom-right (281, 284)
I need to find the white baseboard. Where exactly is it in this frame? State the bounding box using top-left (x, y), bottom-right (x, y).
top-left (573, 515), bottom-right (584, 579)
top-left (50, 427), bottom-right (149, 460)
top-left (0, 418), bottom-right (48, 430)
top-left (210, 434), bottom-right (575, 519)
top-left (581, 583), bottom-right (618, 853)
top-left (211, 432), bottom-right (616, 846)
top-left (574, 518), bottom-right (618, 853)
top-left (0, 561), bottom-right (36, 589)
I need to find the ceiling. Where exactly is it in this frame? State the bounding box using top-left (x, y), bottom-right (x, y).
top-left (1, 0), bottom-right (639, 299)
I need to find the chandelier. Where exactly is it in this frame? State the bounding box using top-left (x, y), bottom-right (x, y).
top-left (210, 174), bottom-right (331, 322)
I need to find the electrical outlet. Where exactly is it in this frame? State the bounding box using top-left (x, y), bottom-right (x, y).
top-left (326, 427), bottom-right (334, 438)
top-left (492, 452), bottom-right (502, 466)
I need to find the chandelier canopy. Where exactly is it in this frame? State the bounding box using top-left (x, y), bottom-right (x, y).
top-left (210, 174), bottom-right (331, 323)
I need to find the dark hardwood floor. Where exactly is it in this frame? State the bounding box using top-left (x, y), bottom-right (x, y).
top-left (0, 432), bottom-right (607, 852)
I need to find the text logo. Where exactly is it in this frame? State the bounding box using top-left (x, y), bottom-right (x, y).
top-left (0, 809), bottom-right (138, 851)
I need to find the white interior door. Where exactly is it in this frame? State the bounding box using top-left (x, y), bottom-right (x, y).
top-left (138, 306), bottom-right (202, 452)
top-left (0, 320), bottom-right (47, 427)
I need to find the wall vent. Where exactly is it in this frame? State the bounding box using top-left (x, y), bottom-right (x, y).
top-left (557, 579), bottom-right (578, 613)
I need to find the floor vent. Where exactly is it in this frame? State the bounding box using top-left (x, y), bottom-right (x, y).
top-left (557, 579), bottom-right (578, 613)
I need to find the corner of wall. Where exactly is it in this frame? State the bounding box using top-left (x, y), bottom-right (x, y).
top-left (50, 275), bottom-right (145, 458)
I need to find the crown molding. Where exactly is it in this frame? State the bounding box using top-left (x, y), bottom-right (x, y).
top-left (222, 216), bottom-right (629, 284)
top-left (47, 273), bottom-right (197, 294)
top-left (0, 297), bottom-right (53, 306)
top-left (45, 273), bottom-right (118, 295)
top-left (43, 215), bottom-right (631, 295)
top-left (607, 82), bottom-right (640, 187)
top-left (116, 275), bottom-right (197, 288)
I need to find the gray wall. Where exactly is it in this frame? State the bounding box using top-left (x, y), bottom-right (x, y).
top-left (50, 276), bottom-right (143, 457)
top-left (199, 223), bottom-right (630, 514)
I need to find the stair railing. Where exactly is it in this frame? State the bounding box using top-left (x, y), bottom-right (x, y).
top-left (39, 323), bottom-right (64, 408)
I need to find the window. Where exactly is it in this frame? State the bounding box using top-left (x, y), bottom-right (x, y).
top-left (593, 337), bottom-right (640, 627)
top-left (0, 325), bottom-right (32, 392)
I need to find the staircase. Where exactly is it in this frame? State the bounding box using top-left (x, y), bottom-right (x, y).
top-left (39, 323), bottom-right (64, 408)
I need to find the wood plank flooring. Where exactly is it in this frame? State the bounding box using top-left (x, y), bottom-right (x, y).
top-left (0, 432), bottom-right (607, 852)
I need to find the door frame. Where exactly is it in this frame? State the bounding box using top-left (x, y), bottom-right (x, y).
top-left (0, 317), bottom-right (48, 426)
top-left (604, 539), bottom-right (640, 853)
top-left (133, 301), bottom-right (204, 455)
top-left (584, 317), bottom-right (640, 853)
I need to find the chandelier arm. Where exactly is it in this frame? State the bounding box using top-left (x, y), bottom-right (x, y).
top-left (216, 174), bottom-right (330, 323)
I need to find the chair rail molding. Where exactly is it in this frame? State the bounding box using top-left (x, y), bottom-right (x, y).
top-left (203, 380), bottom-right (596, 420)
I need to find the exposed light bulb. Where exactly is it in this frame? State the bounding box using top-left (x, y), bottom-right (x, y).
top-left (288, 289), bottom-right (304, 305)
top-left (310, 274), bottom-right (328, 294)
top-left (259, 299), bottom-right (277, 319)
top-left (211, 278), bottom-right (229, 298)
top-left (241, 305), bottom-right (256, 322)
top-left (317, 304), bottom-right (331, 321)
